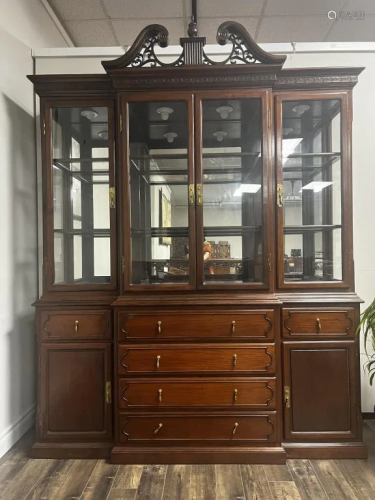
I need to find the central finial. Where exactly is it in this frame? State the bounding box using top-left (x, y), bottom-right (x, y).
top-left (188, 17), bottom-right (198, 38)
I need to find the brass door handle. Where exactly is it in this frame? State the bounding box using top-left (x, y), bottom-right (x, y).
top-left (233, 389), bottom-right (238, 402)
top-left (156, 355), bottom-right (161, 369)
top-left (231, 321), bottom-right (236, 334)
top-left (158, 389), bottom-right (163, 402)
top-left (232, 422), bottom-right (239, 436)
top-left (157, 321), bottom-right (162, 334)
top-left (154, 423), bottom-right (163, 434)
top-left (284, 386), bottom-right (291, 409)
top-left (74, 320), bottom-right (79, 333)
top-left (233, 354), bottom-right (237, 367)
top-left (316, 318), bottom-right (321, 333)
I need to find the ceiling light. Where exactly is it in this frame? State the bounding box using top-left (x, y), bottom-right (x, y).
top-left (301, 181), bottom-right (333, 193)
top-left (80, 109), bottom-right (98, 120)
top-left (213, 130), bottom-right (227, 142)
top-left (282, 138), bottom-right (303, 157)
top-left (216, 105), bottom-right (233, 119)
top-left (283, 127), bottom-right (293, 136)
top-left (234, 184), bottom-right (261, 196)
top-left (156, 107), bottom-right (174, 121)
top-left (164, 132), bottom-right (177, 143)
top-left (98, 130), bottom-right (108, 140)
top-left (292, 104), bottom-right (310, 115)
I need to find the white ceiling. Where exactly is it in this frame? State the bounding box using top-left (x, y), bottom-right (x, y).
top-left (46, 0), bottom-right (375, 47)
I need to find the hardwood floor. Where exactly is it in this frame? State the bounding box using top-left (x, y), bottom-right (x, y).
top-left (1, 422), bottom-right (375, 500)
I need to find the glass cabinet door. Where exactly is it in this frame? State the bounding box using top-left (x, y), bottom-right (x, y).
top-left (47, 102), bottom-right (116, 289)
top-left (276, 94), bottom-right (349, 287)
top-left (196, 93), bottom-right (270, 289)
top-left (124, 95), bottom-right (195, 289)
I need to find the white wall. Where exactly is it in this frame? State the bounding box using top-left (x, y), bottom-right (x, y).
top-left (0, 0), bottom-right (67, 457)
top-left (33, 46), bottom-right (375, 414)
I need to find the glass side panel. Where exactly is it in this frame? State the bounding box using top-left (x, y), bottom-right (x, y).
top-left (201, 98), bottom-right (264, 284)
top-left (281, 99), bottom-right (342, 282)
top-left (128, 101), bottom-right (190, 285)
top-left (51, 107), bottom-right (111, 285)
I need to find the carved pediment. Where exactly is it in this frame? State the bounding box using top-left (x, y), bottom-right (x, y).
top-left (102, 21), bottom-right (286, 71)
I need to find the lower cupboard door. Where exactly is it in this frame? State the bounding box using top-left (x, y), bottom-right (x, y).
top-left (39, 343), bottom-right (112, 441)
top-left (119, 414), bottom-right (277, 443)
top-left (283, 341), bottom-right (358, 440)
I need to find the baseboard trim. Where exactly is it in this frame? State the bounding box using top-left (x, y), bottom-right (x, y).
top-left (0, 404), bottom-right (36, 459)
top-left (283, 442), bottom-right (368, 459)
top-left (362, 412), bottom-right (375, 419)
top-left (31, 441), bottom-right (112, 459)
top-left (111, 446), bottom-right (287, 464)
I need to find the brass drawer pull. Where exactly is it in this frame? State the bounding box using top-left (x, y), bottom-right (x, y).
top-left (156, 355), bottom-right (161, 369)
top-left (74, 320), bottom-right (79, 333)
top-left (157, 321), bottom-right (162, 334)
top-left (316, 318), bottom-right (321, 333)
top-left (232, 422), bottom-right (239, 436)
top-left (154, 423), bottom-right (163, 434)
top-left (233, 389), bottom-right (238, 402)
top-left (158, 389), bottom-right (163, 402)
top-left (233, 354), bottom-right (237, 367)
top-left (231, 321), bottom-right (236, 334)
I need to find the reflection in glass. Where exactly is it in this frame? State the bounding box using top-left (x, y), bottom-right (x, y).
top-left (129, 101), bottom-right (190, 285)
top-left (201, 99), bottom-right (263, 284)
top-left (282, 99), bottom-right (342, 282)
top-left (51, 107), bottom-right (111, 284)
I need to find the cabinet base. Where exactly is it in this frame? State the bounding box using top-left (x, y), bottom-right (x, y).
top-left (283, 442), bottom-right (368, 459)
top-left (31, 442), bottom-right (112, 459)
top-left (110, 446), bottom-right (286, 464)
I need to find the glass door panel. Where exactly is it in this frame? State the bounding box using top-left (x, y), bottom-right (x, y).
top-left (199, 97), bottom-right (266, 286)
top-left (50, 105), bottom-right (114, 287)
top-left (279, 97), bottom-right (344, 284)
top-left (127, 98), bottom-right (194, 287)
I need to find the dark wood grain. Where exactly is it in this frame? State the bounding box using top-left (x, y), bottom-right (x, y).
top-left (282, 308), bottom-right (355, 338)
top-left (263, 464), bottom-right (293, 482)
top-left (0, 459), bottom-right (54, 500)
top-left (190, 465), bottom-right (216, 500)
top-left (0, 430), bottom-right (34, 494)
top-left (52, 459), bottom-right (97, 500)
top-left (310, 460), bottom-right (358, 499)
top-left (107, 464), bottom-right (143, 500)
top-left (80, 461), bottom-right (119, 500)
top-left (215, 465), bottom-right (245, 500)
top-left (134, 465), bottom-right (167, 500)
top-left (40, 310), bottom-right (111, 340)
top-left (240, 464), bottom-right (273, 500)
top-left (334, 459), bottom-right (375, 500)
top-left (288, 460), bottom-right (329, 500)
top-left (24, 460), bottom-right (74, 500)
top-left (269, 482), bottom-right (302, 500)
top-left (162, 465), bottom-right (191, 500)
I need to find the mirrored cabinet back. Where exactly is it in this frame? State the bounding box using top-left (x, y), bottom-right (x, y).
top-left (28, 21), bottom-right (367, 463)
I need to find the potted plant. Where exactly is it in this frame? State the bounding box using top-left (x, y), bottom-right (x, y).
top-left (357, 298), bottom-right (375, 385)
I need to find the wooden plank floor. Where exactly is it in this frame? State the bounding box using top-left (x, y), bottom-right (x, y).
top-left (1, 422), bottom-right (375, 500)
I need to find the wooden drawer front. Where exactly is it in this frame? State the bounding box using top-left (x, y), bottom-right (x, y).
top-left (41, 310), bottom-right (111, 340)
top-left (119, 413), bottom-right (277, 443)
top-left (119, 378), bottom-right (276, 409)
top-left (283, 308), bottom-right (355, 338)
top-left (118, 310), bottom-right (274, 341)
top-left (118, 344), bottom-right (276, 375)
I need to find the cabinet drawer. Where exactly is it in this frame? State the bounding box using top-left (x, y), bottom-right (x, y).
top-left (119, 413), bottom-right (277, 443)
top-left (119, 378), bottom-right (276, 409)
top-left (41, 310), bottom-right (111, 340)
top-left (118, 310), bottom-right (274, 341)
top-left (118, 344), bottom-right (275, 375)
top-left (282, 308), bottom-right (355, 338)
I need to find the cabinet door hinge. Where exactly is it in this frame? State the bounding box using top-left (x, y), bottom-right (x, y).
top-left (268, 109), bottom-right (271, 128)
top-left (43, 120), bottom-right (46, 135)
top-left (43, 256), bottom-right (48, 275)
top-left (188, 184), bottom-right (195, 206)
top-left (109, 187), bottom-right (115, 208)
top-left (120, 114), bottom-right (123, 132)
top-left (284, 386), bottom-right (291, 409)
top-left (268, 253), bottom-right (272, 272)
top-left (196, 184), bottom-right (203, 206)
top-left (121, 255), bottom-right (126, 274)
top-left (105, 381), bottom-right (112, 404)
top-left (277, 183), bottom-right (283, 208)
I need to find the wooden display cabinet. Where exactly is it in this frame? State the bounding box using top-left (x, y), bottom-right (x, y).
top-left (28, 20), bottom-right (366, 462)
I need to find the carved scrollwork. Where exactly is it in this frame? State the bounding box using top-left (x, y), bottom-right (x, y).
top-left (122, 419), bottom-right (130, 440)
top-left (263, 314), bottom-right (273, 335)
top-left (102, 21), bottom-right (285, 71)
top-left (266, 416), bottom-right (275, 439)
top-left (265, 382), bottom-right (275, 406)
top-left (264, 347), bottom-right (274, 370)
top-left (345, 311), bottom-right (353, 333)
top-left (121, 383), bottom-right (130, 405)
top-left (120, 349), bottom-right (129, 371)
